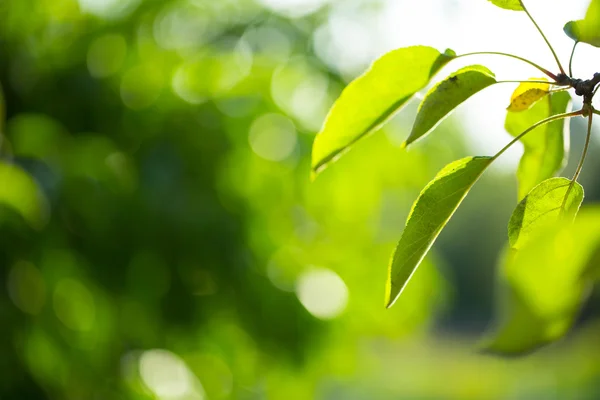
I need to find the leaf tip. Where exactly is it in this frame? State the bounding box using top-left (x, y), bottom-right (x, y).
top-left (385, 297), bottom-right (396, 309)
top-left (384, 275), bottom-right (397, 309)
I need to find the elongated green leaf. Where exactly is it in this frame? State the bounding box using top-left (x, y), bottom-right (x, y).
top-left (311, 46), bottom-right (456, 176)
top-left (508, 177), bottom-right (583, 250)
top-left (505, 92), bottom-right (571, 200)
top-left (564, 0), bottom-right (600, 47)
top-left (487, 0), bottom-right (524, 11)
top-left (482, 178), bottom-right (585, 355)
top-left (385, 156), bottom-right (493, 308)
top-left (0, 161), bottom-right (49, 229)
top-left (404, 65), bottom-right (496, 147)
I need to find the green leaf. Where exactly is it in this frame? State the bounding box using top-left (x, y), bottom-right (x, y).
top-left (385, 156), bottom-right (493, 308)
top-left (482, 178), bottom-right (585, 355)
top-left (311, 46), bottom-right (456, 176)
top-left (508, 177), bottom-right (583, 250)
top-left (404, 65), bottom-right (496, 147)
top-left (487, 0), bottom-right (524, 11)
top-left (0, 161), bottom-right (49, 229)
top-left (505, 92), bottom-right (571, 200)
top-left (481, 247), bottom-right (571, 355)
top-left (564, 0), bottom-right (600, 47)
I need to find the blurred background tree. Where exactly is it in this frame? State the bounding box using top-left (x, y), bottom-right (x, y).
top-left (1, 0), bottom-right (600, 399)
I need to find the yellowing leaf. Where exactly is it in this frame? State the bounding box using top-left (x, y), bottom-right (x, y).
top-left (507, 79), bottom-right (550, 112)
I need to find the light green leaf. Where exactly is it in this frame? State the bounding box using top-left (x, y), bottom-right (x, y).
top-left (0, 161), bottom-right (49, 229)
top-left (508, 177), bottom-right (583, 250)
top-left (487, 0), bottom-right (524, 11)
top-left (385, 156), bottom-right (493, 308)
top-left (564, 0), bottom-right (600, 47)
top-left (404, 65), bottom-right (496, 147)
top-left (505, 92), bottom-right (571, 200)
top-left (311, 46), bottom-right (456, 176)
top-left (481, 248), bottom-right (571, 355)
top-left (483, 179), bottom-right (585, 355)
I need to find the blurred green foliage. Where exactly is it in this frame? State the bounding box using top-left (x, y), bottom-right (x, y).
top-left (1, 0), bottom-right (600, 399)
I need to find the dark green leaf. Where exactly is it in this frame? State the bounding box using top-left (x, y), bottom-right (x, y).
top-left (311, 46), bottom-right (456, 176)
top-left (487, 0), bottom-right (524, 11)
top-left (508, 177), bottom-right (583, 250)
top-left (385, 156), bottom-right (493, 308)
top-left (505, 92), bottom-right (571, 200)
top-left (404, 65), bottom-right (496, 147)
top-left (564, 0), bottom-right (600, 47)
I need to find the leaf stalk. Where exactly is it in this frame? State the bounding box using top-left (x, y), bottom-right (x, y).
top-left (561, 110), bottom-right (594, 214)
top-left (493, 110), bottom-right (583, 161)
top-left (519, 0), bottom-right (566, 75)
top-left (457, 52), bottom-right (558, 81)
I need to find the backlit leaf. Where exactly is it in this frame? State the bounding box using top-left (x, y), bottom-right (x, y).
top-left (483, 178), bottom-right (585, 355)
top-left (404, 65), bottom-right (496, 146)
top-left (481, 247), bottom-right (571, 355)
top-left (311, 46), bottom-right (456, 176)
top-left (564, 0), bottom-right (600, 47)
top-left (506, 79), bottom-right (550, 112)
top-left (505, 92), bottom-right (571, 200)
top-left (508, 177), bottom-right (583, 250)
top-left (487, 0), bottom-right (524, 11)
top-left (385, 156), bottom-right (493, 308)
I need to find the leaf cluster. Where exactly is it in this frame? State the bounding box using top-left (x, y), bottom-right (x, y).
top-left (311, 0), bottom-right (600, 354)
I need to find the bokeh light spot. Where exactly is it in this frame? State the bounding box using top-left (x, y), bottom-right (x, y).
top-left (271, 59), bottom-right (330, 130)
top-left (172, 63), bottom-right (209, 105)
top-left (7, 261), bottom-right (46, 315)
top-left (78, 0), bottom-right (140, 19)
top-left (87, 34), bottom-right (127, 78)
top-left (295, 267), bottom-right (349, 320)
top-left (139, 349), bottom-right (204, 400)
top-left (248, 114), bottom-right (297, 162)
top-left (154, 4), bottom-right (209, 50)
top-left (53, 279), bottom-right (96, 331)
top-left (257, 0), bottom-right (329, 18)
top-left (120, 65), bottom-right (163, 110)
top-left (0, 161), bottom-right (49, 229)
